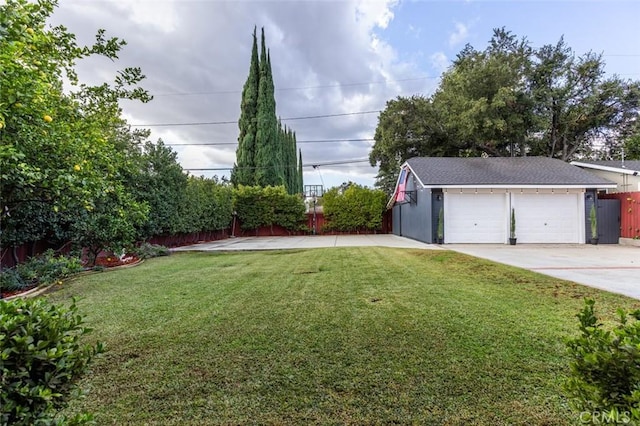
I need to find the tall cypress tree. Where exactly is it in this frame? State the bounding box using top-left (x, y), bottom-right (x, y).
top-left (285, 127), bottom-right (295, 193)
top-left (231, 27), bottom-right (259, 186)
top-left (298, 148), bottom-right (304, 194)
top-left (234, 27), bottom-right (303, 193)
top-left (254, 33), bottom-right (280, 187)
top-left (289, 129), bottom-right (297, 193)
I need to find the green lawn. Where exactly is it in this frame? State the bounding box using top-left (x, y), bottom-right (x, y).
top-left (48, 248), bottom-right (639, 425)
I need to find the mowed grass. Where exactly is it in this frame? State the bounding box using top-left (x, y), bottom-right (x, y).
top-left (47, 247), bottom-right (639, 425)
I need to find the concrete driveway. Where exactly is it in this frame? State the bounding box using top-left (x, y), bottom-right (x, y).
top-left (448, 244), bottom-right (640, 300)
top-left (172, 234), bottom-right (439, 251)
top-left (173, 235), bottom-right (640, 300)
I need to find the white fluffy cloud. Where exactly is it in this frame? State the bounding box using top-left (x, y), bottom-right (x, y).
top-left (449, 22), bottom-right (469, 47)
top-left (48, 0), bottom-right (420, 188)
top-left (430, 52), bottom-right (449, 74)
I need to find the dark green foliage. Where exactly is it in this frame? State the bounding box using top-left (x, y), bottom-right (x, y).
top-left (590, 204), bottom-right (597, 240)
top-left (322, 184), bottom-right (387, 232)
top-left (254, 32), bottom-right (281, 188)
top-left (133, 140), bottom-right (188, 238)
top-left (510, 208), bottom-right (516, 239)
top-left (298, 148), bottom-right (304, 194)
top-left (281, 126), bottom-right (299, 195)
top-left (274, 189), bottom-right (307, 231)
top-left (370, 95), bottom-right (454, 194)
top-left (0, 268), bottom-right (26, 293)
top-left (176, 176), bottom-right (233, 234)
top-left (234, 185), bottom-right (306, 232)
top-left (623, 121), bottom-right (640, 160)
top-left (16, 250), bottom-right (83, 286)
top-left (70, 190), bottom-right (148, 266)
top-left (1, 250), bottom-right (83, 294)
top-left (0, 298), bottom-right (104, 425)
top-left (232, 27), bottom-right (260, 187)
top-left (564, 299), bottom-right (640, 422)
top-left (131, 242), bottom-right (170, 260)
top-left (231, 27), bottom-right (302, 193)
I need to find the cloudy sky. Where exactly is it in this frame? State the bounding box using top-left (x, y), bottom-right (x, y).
top-left (48, 0), bottom-right (640, 190)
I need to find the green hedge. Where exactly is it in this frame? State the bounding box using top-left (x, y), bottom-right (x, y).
top-left (234, 185), bottom-right (306, 232)
top-left (322, 184), bottom-right (387, 232)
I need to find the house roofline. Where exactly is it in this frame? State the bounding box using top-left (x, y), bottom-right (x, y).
top-left (571, 161), bottom-right (640, 176)
top-left (425, 184), bottom-right (616, 189)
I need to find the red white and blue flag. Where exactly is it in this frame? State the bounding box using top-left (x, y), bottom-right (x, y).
top-left (395, 168), bottom-right (407, 203)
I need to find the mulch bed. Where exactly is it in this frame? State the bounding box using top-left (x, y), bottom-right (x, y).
top-left (94, 253), bottom-right (139, 268)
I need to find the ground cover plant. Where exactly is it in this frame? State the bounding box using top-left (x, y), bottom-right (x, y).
top-left (0, 250), bottom-right (84, 297)
top-left (47, 247), bottom-right (640, 425)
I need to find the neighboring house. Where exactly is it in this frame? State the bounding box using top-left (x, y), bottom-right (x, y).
top-left (570, 160), bottom-right (640, 243)
top-left (390, 157), bottom-right (616, 244)
top-left (570, 160), bottom-right (640, 193)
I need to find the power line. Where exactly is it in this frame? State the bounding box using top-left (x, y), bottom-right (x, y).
top-left (131, 110), bottom-right (380, 127)
top-left (165, 138), bottom-right (374, 147)
top-left (182, 158), bottom-right (372, 172)
top-left (150, 65), bottom-right (640, 97)
top-left (153, 76), bottom-right (439, 97)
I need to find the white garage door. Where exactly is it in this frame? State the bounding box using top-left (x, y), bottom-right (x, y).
top-left (514, 193), bottom-right (581, 243)
top-left (445, 193), bottom-right (507, 243)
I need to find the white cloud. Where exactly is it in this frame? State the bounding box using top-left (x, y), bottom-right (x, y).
top-left (115, 1), bottom-right (180, 34)
top-left (48, 0), bottom-right (419, 188)
top-left (449, 22), bottom-right (469, 47)
top-left (355, 0), bottom-right (398, 30)
top-left (430, 52), bottom-right (449, 74)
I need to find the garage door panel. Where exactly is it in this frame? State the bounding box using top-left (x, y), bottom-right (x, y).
top-left (514, 194), bottom-right (581, 243)
top-left (446, 194), bottom-right (506, 243)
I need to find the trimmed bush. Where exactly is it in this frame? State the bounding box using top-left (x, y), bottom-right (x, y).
top-left (564, 299), bottom-right (640, 423)
top-left (322, 184), bottom-right (387, 232)
top-left (0, 298), bottom-right (104, 425)
top-left (234, 185), bottom-right (306, 233)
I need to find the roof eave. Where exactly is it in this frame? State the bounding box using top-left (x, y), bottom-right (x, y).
top-left (423, 184), bottom-right (617, 189)
top-left (571, 161), bottom-right (640, 176)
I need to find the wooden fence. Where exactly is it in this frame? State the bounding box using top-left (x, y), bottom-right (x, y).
top-left (1, 211), bottom-right (393, 267)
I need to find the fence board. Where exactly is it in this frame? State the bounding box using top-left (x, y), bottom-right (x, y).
top-left (600, 192), bottom-right (640, 239)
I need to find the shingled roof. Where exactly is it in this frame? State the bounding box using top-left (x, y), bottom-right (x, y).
top-left (404, 157), bottom-right (615, 187)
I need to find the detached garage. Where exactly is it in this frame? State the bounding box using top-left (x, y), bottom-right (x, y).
top-left (390, 157), bottom-right (616, 244)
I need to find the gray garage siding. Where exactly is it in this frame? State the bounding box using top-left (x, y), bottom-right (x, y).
top-left (391, 174), bottom-right (433, 243)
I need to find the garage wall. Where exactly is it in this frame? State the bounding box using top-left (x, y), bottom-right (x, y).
top-left (392, 174), bottom-right (432, 243)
